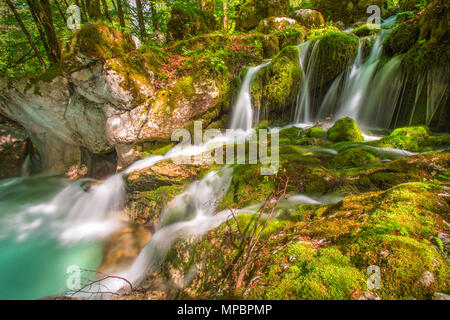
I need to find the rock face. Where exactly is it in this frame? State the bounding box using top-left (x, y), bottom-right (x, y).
top-left (0, 119), bottom-right (28, 179)
top-left (0, 25), bottom-right (253, 174)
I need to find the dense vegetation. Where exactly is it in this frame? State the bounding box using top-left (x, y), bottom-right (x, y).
top-left (0, 0), bottom-right (448, 301)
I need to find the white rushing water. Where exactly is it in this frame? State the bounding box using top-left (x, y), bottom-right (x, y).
top-left (229, 62), bottom-right (270, 131)
top-left (2, 14), bottom-right (438, 299)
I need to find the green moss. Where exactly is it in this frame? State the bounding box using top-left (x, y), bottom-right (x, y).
top-left (329, 148), bottom-right (380, 168)
top-left (327, 117), bottom-right (364, 143)
top-left (305, 126), bottom-right (327, 139)
top-left (371, 125), bottom-right (431, 152)
top-left (386, 22), bottom-right (419, 55)
top-left (351, 24), bottom-right (381, 37)
top-left (309, 31), bottom-right (359, 89)
top-left (250, 244), bottom-right (365, 300)
top-left (254, 46), bottom-right (302, 117)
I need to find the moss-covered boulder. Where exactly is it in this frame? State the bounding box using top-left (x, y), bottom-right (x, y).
top-left (305, 126), bottom-right (327, 139)
top-left (329, 147), bottom-right (380, 168)
top-left (351, 24), bottom-right (382, 37)
top-left (371, 125), bottom-right (434, 152)
top-left (251, 46), bottom-right (302, 120)
top-left (385, 21), bottom-right (419, 55)
top-left (291, 9), bottom-right (325, 28)
top-left (235, 0), bottom-right (291, 31)
top-left (327, 118), bottom-right (364, 143)
top-left (258, 17), bottom-right (297, 33)
top-left (309, 31), bottom-right (359, 89)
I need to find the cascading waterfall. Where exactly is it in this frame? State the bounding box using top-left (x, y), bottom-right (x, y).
top-left (319, 19), bottom-right (401, 127)
top-left (293, 40), bottom-right (321, 124)
top-left (0, 57), bottom-right (273, 299)
top-left (2, 13), bottom-right (443, 300)
top-left (229, 62), bottom-right (270, 131)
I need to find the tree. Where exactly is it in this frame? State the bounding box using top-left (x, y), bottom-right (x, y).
top-left (4, 0), bottom-right (46, 71)
top-left (25, 0), bottom-right (51, 62)
top-left (54, 0), bottom-right (67, 23)
top-left (34, 0), bottom-right (60, 63)
top-left (86, 0), bottom-right (102, 21)
top-left (101, 0), bottom-right (112, 23)
top-left (149, 0), bottom-right (158, 32)
top-left (135, 0), bottom-right (146, 39)
top-left (115, 0), bottom-right (126, 28)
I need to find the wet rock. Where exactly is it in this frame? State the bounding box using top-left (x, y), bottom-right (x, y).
top-left (0, 121), bottom-right (28, 179)
top-left (98, 224), bottom-right (152, 274)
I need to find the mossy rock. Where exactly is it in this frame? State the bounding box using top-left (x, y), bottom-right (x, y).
top-left (258, 17), bottom-right (297, 34)
top-left (371, 125), bottom-right (431, 152)
top-left (305, 126), bottom-right (327, 139)
top-left (291, 9), bottom-right (325, 28)
top-left (329, 148), bottom-right (380, 168)
top-left (274, 26), bottom-right (307, 50)
top-left (253, 46), bottom-right (302, 117)
top-left (327, 117), bottom-right (364, 143)
top-left (61, 24), bottom-right (136, 67)
top-left (249, 244), bottom-right (365, 299)
top-left (385, 22), bottom-right (419, 55)
top-left (310, 31), bottom-right (359, 89)
top-left (279, 127), bottom-right (302, 141)
top-left (351, 24), bottom-right (381, 37)
top-left (235, 0), bottom-right (291, 31)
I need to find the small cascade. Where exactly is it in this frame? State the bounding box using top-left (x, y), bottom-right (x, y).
top-left (72, 167), bottom-right (235, 299)
top-left (293, 40), bottom-right (321, 124)
top-left (408, 67), bottom-right (449, 127)
top-left (323, 24), bottom-right (398, 126)
top-left (229, 62), bottom-right (270, 131)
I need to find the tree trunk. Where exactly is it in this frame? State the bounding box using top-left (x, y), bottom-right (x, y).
top-left (34, 0), bottom-right (60, 63)
top-left (135, 0), bottom-right (146, 39)
top-left (85, 0), bottom-right (102, 21)
top-left (74, 0), bottom-right (87, 22)
top-left (116, 0), bottom-right (126, 28)
top-left (54, 0), bottom-right (67, 23)
top-left (4, 0), bottom-right (46, 70)
top-left (81, 0), bottom-right (89, 21)
top-left (25, 0), bottom-right (52, 62)
top-left (149, 0), bottom-right (158, 32)
top-left (101, 0), bottom-right (112, 23)
top-left (223, 0), bottom-right (228, 32)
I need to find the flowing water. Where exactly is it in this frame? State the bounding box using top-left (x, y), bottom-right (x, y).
top-left (229, 62), bottom-right (270, 131)
top-left (0, 15), bottom-right (438, 300)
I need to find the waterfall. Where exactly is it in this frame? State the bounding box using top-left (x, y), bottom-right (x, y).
top-left (229, 62), bottom-right (270, 131)
top-left (293, 40), bottom-right (321, 124)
